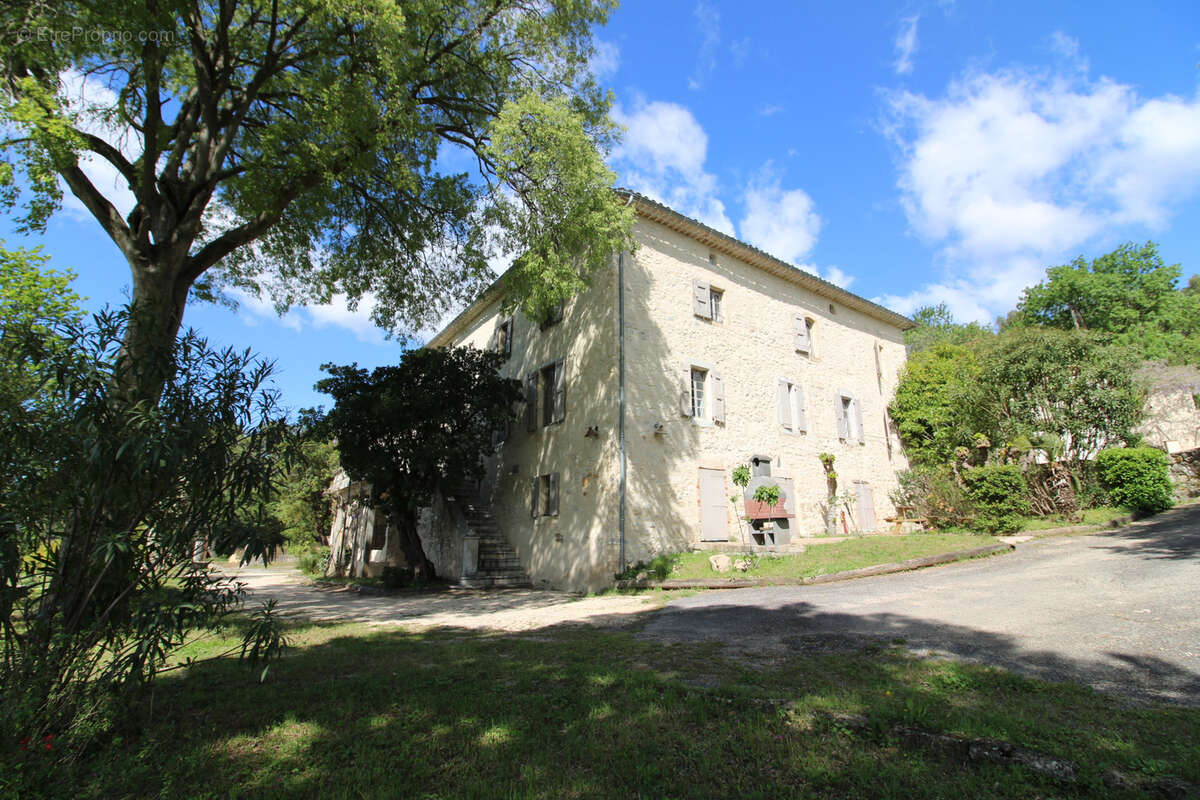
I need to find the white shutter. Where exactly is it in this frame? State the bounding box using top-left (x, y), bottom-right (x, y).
top-left (776, 378), bottom-right (792, 429)
top-left (680, 365), bottom-right (693, 417)
top-left (711, 373), bottom-right (725, 423)
top-left (794, 385), bottom-right (808, 433)
top-left (854, 398), bottom-right (865, 443)
top-left (835, 396), bottom-right (849, 439)
top-left (793, 313), bottom-right (811, 354)
top-left (693, 280), bottom-right (712, 318)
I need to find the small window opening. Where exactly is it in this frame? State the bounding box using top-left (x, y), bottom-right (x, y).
top-left (709, 288), bottom-right (724, 323)
top-left (691, 367), bottom-right (708, 419)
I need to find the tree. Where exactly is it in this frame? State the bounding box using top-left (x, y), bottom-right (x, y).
top-left (889, 343), bottom-right (984, 467)
top-left (1015, 242), bottom-right (1200, 364)
top-left (976, 327), bottom-right (1142, 462)
top-left (269, 431), bottom-right (339, 550)
top-left (1, 0), bottom-right (634, 403)
top-left (0, 243), bottom-right (83, 409)
top-left (904, 303), bottom-right (993, 353)
top-left (1, 309), bottom-right (289, 750)
top-left (314, 346), bottom-right (522, 578)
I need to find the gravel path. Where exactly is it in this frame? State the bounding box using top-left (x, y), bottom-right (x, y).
top-left (229, 567), bottom-right (657, 632)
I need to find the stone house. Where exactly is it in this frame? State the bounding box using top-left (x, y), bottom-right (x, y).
top-left (331, 192), bottom-right (914, 590)
top-left (1135, 362), bottom-right (1200, 455)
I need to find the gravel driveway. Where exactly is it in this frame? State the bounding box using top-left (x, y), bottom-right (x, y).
top-left (234, 504), bottom-right (1200, 704)
top-left (642, 504), bottom-right (1200, 705)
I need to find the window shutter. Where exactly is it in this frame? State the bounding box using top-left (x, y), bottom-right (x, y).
top-left (835, 396), bottom-right (849, 439)
top-left (711, 373), bottom-right (725, 423)
top-left (693, 279), bottom-right (711, 319)
top-left (530, 476), bottom-right (539, 518)
top-left (548, 472), bottom-right (559, 517)
top-left (525, 373), bottom-right (538, 432)
top-left (776, 378), bottom-right (792, 430)
top-left (552, 359), bottom-right (566, 424)
top-left (680, 365), bottom-right (693, 417)
top-left (854, 398), bottom-right (865, 443)
top-left (793, 313), bottom-right (811, 354)
top-left (795, 386), bottom-right (808, 433)
top-left (502, 319), bottom-right (513, 357)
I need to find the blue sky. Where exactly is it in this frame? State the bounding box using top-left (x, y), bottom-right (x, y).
top-left (5, 0), bottom-right (1200, 412)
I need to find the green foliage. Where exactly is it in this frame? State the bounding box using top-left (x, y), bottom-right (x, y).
top-left (297, 547), bottom-right (331, 579)
top-left (752, 483), bottom-right (781, 508)
top-left (239, 601), bottom-right (290, 684)
top-left (615, 553), bottom-right (679, 582)
top-left (269, 434), bottom-right (339, 550)
top-left (976, 327), bottom-right (1142, 462)
top-left (315, 346), bottom-right (523, 576)
top-left (1095, 447), bottom-right (1174, 515)
top-left (961, 466), bottom-right (1031, 534)
top-left (731, 465), bottom-right (751, 488)
top-left (904, 303), bottom-right (994, 353)
top-left (1, 0), bottom-right (633, 406)
top-left (1016, 242), bottom-right (1200, 365)
top-left (0, 308), bottom-right (289, 753)
top-left (891, 467), bottom-right (975, 530)
top-left (889, 343), bottom-right (984, 466)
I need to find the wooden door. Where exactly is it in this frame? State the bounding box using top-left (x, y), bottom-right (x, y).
top-left (699, 468), bottom-right (728, 542)
top-left (855, 483), bottom-right (877, 532)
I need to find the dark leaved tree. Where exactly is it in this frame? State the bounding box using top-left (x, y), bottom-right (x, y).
top-left (315, 347), bottom-right (522, 579)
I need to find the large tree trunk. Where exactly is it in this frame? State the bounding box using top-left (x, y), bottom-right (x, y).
top-left (388, 508), bottom-right (436, 581)
top-left (116, 255), bottom-right (191, 405)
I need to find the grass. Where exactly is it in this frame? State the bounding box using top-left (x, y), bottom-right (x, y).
top-left (1017, 506), bottom-right (1128, 532)
top-left (667, 533), bottom-right (998, 582)
top-left (6, 618), bottom-right (1197, 799)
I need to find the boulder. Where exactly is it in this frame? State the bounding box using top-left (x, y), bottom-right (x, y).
top-left (732, 558), bottom-right (752, 572)
top-left (708, 554), bottom-right (732, 572)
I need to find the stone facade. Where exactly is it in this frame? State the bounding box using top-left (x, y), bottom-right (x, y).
top-left (424, 193), bottom-right (913, 592)
top-left (1135, 363), bottom-right (1200, 454)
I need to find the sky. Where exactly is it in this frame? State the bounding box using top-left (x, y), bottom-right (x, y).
top-left (5, 0), bottom-right (1200, 413)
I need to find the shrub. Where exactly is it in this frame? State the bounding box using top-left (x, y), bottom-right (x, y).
top-left (891, 467), bottom-right (974, 530)
top-left (297, 546), bottom-right (331, 578)
top-left (961, 465), bottom-right (1031, 534)
top-left (615, 553), bottom-right (679, 581)
top-left (1095, 447), bottom-right (1173, 515)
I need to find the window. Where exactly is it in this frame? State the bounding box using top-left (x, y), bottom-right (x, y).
top-left (680, 364), bottom-right (725, 423)
top-left (835, 392), bottom-right (864, 443)
top-left (493, 317), bottom-right (513, 358)
top-left (525, 360), bottom-right (565, 431)
top-left (776, 379), bottom-right (808, 433)
top-left (793, 313), bottom-right (814, 355)
top-left (539, 301), bottom-right (564, 330)
top-left (692, 279), bottom-right (724, 321)
top-left (691, 367), bottom-right (707, 418)
top-left (530, 472), bottom-right (559, 518)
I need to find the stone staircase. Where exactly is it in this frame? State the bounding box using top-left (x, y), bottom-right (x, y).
top-left (448, 484), bottom-right (532, 589)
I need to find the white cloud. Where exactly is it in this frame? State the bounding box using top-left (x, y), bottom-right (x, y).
top-left (882, 62), bottom-right (1200, 322)
top-left (611, 98), bottom-right (733, 233)
top-left (688, 1), bottom-right (721, 91)
top-left (589, 39), bottom-right (620, 80)
top-left (758, 104), bottom-right (784, 117)
top-left (230, 287), bottom-right (386, 344)
top-left (893, 15), bottom-right (920, 76)
top-left (739, 167), bottom-right (822, 264)
top-left (58, 71), bottom-right (139, 220)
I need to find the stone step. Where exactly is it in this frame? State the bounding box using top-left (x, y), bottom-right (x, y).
top-left (458, 575), bottom-right (532, 589)
top-left (479, 558), bottom-right (522, 570)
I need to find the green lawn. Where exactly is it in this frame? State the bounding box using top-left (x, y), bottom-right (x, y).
top-left (7, 616), bottom-right (1197, 799)
top-left (1018, 506), bottom-right (1128, 532)
top-left (667, 533), bottom-right (999, 582)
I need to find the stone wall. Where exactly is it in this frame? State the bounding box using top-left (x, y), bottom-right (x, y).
top-left (1170, 448), bottom-right (1200, 500)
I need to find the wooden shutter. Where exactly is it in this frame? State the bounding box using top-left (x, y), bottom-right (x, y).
top-left (853, 398), bottom-right (865, 443)
top-left (680, 365), bottom-right (693, 417)
top-left (552, 359), bottom-right (566, 424)
top-left (793, 313), bottom-right (811, 354)
top-left (530, 476), bottom-right (539, 518)
top-left (548, 472), bottom-right (560, 517)
top-left (835, 396), bottom-right (849, 439)
top-left (525, 373), bottom-right (538, 432)
top-left (693, 280), bottom-right (711, 318)
top-left (795, 385), bottom-right (808, 433)
top-left (776, 378), bottom-right (792, 429)
top-left (711, 373), bottom-right (725, 423)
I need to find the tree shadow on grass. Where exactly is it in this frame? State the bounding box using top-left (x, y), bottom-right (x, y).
top-left (28, 603), bottom-right (1200, 800)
